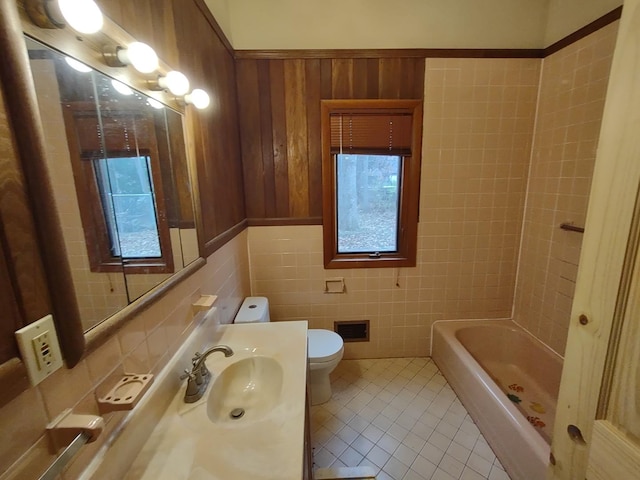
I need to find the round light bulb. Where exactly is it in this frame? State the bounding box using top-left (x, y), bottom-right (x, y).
top-left (117, 42), bottom-right (158, 74)
top-left (65, 57), bottom-right (92, 73)
top-left (147, 98), bottom-right (164, 109)
top-left (111, 80), bottom-right (133, 96)
top-left (159, 71), bottom-right (190, 96)
top-left (185, 89), bottom-right (210, 110)
top-left (57, 0), bottom-right (103, 34)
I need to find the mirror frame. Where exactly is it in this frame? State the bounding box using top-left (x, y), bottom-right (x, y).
top-left (0, 0), bottom-right (206, 404)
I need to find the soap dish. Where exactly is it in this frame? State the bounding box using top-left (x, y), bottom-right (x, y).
top-left (97, 374), bottom-right (154, 415)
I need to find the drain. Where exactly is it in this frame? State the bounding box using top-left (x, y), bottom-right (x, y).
top-left (229, 408), bottom-right (245, 419)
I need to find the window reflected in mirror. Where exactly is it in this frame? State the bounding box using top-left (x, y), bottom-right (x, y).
top-left (25, 36), bottom-right (199, 331)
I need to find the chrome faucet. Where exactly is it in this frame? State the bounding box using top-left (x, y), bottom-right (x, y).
top-left (181, 345), bottom-right (233, 403)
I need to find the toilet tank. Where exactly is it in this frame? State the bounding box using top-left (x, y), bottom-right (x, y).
top-left (234, 297), bottom-right (270, 323)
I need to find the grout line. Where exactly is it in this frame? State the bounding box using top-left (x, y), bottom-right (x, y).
top-left (311, 358), bottom-right (511, 480)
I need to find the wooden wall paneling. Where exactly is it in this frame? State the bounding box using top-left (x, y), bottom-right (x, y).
top-left (119, 1), bottom-right (150, 39)
top-left (221, 63), bottom-right (246, 231)
top-left (379, 58), bottom-right (403, 98)
top-left (147, 1), bottom-right (180, 67)
top-left (258, 60), bottom-right (277, 218)
top-left (236, 55), bottom-right (426, 224)
top-left (413, 59), bottom-right (426, 99)
top-left (284, 59), bottom-right (310, 217)
top-left (172, 0), bottom-right (246, 253)
top-left (96, 0), bottom-right (180, 72)
top-left (212, 36), bottom-right (246, 233)
top-left (366, 59), bottom-right (381, 98)
top-left (352, 59), bottom-right (369, 100)
top-left (305, 59), bottom-right (323, 218)
top-left (269, 59), bottom-right (290, 218)
top-left (331, 59), bottom-right (354, 98)
top-left (237, 59), bottom-right (266, 219)
top-left (95, 0), bottom-right (124, 28)
top-left (320, 59), bottom-right (332, 99)
top-left (97, 0), bottom-right (174, 67)
top-left (400, 58), bottom-right (424, 98)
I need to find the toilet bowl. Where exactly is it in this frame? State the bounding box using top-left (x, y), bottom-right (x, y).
top-left (307, 328), bottom-right (344, 405)
top-left (234, 297), bottom-right (344, 405)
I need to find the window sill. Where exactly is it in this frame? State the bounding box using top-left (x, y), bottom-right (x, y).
top-left (324, 255), bottom-right (416, 269)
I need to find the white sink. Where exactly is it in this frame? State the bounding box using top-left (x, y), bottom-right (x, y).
top-left (207, 356), bottom-right (284, 424)
top-left (126, 321), bottom-right (308, 480)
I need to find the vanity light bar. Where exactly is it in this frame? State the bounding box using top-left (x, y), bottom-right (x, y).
top-left (103, 42), bottom-right (159, 74)
top-left (184, 89), bottom-right (210, 110)
top-left (26, 0), bottom-right (103, 34)
top-left (25, 0), bottom-right (211, 110)
top-left (57, 0), bottom-right (103, 34)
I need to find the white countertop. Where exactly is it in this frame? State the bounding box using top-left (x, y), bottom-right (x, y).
top-left (124, 321), bottom-right (308, 480)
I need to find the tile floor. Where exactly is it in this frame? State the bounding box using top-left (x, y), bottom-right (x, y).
top-left (310, 358), bottom-right (512, 480)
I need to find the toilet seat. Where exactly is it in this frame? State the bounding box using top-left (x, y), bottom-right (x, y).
top-left (308, 329), bottom-right (343, 363)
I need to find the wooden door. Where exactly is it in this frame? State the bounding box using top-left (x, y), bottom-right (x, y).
top-left (549, 1), bottom-right (640, 479)
top-left (586, 253), bottom-right (640, 477)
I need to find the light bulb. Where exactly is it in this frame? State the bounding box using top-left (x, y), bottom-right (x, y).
top-left (57, 0), bottom-right (103, 34)
top-left (158, 71), bottom-right (190, 96)
top-left (147, 98), bottom-right (164, 109)
top-left (111, 80), bottom-right (133, 96)
top-left (65, 57), bottom-right (92, 73)
top-left (116, 42), bottom-right (158, 74)
top-left (185, 89), bottom-right (210, 110)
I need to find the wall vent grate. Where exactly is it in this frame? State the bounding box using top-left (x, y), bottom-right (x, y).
top-left (334, 320), bottom-right (369, 342)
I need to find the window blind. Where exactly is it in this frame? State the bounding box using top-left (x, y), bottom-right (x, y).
top-left (329, 113), bottom-right (413, 155)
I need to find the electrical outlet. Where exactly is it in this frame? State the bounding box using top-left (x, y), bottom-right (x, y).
top-left (15, 315), bottom-right (63, 386)
top-left (32, 331), bottom-right (54, 370)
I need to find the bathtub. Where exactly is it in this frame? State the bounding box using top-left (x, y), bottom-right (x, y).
top-left (431, 320), bottom-right (562, 480)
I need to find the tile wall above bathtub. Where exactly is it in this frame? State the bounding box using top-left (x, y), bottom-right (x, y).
top-left (513, 22), bottom-right (619, 356)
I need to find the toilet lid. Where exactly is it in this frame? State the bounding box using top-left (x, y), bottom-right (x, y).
top-left (308, 329), bottom-right (344, 363)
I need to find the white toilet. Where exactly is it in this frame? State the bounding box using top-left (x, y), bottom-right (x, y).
top-left (234, 297), bottom-right (344, 405)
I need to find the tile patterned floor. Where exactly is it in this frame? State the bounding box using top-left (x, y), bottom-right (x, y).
top-left (310, 358), bottom-right (512, 480)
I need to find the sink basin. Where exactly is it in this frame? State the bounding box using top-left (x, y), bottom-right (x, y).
top-left (134, 321), bottom-right (308, 479)
top-left (207, 356), bottom-right (283, 424)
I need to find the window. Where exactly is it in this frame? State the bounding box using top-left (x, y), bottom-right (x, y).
top-left (93, 154), bottom-right (162, 259)
top-left (321, 100), bottom-right (422, 269)
top-left (65, 109), bottom-right (174, 274)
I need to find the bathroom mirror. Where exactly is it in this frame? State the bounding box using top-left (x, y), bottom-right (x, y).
top-left (25, 36), bottom-right (200, 331)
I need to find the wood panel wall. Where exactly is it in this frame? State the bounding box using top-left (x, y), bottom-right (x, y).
top-left (236, 58), bottom-right (426, 224)
top-left (97, 0), bottom-right (246, 255)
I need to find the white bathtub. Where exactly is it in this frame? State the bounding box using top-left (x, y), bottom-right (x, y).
top-left (432, 320), bottom-right (562, 480)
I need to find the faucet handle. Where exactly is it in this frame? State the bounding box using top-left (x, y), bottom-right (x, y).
top-left (180, 369), bottom-right (195, 381)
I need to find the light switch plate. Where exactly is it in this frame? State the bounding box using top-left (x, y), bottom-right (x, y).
top-left (15, 314), bottom-right (63, 386)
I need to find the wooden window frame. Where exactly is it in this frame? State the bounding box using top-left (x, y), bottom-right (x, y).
top-left (63, 108), bottom-right (174, 275)
top-left (321, 99), bottom-right (422, 269)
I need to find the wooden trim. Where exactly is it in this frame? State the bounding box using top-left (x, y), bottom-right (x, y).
top-left (84, 257), bottom-right (206, 355)
top-left (235, 48), bottom-right (545, 60)
top-left (247, 217), bottom-right (323, 226)
top-left (193, 0), bottom-right (234, 56)
top-left (203, 218), bottom-right (248, 258)
top-left (544, 6), bottom-right (623, 57)
top-left (0, 0), bottom-right (85, 365)
top-left (321, 99), bottom-right (421, 270)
